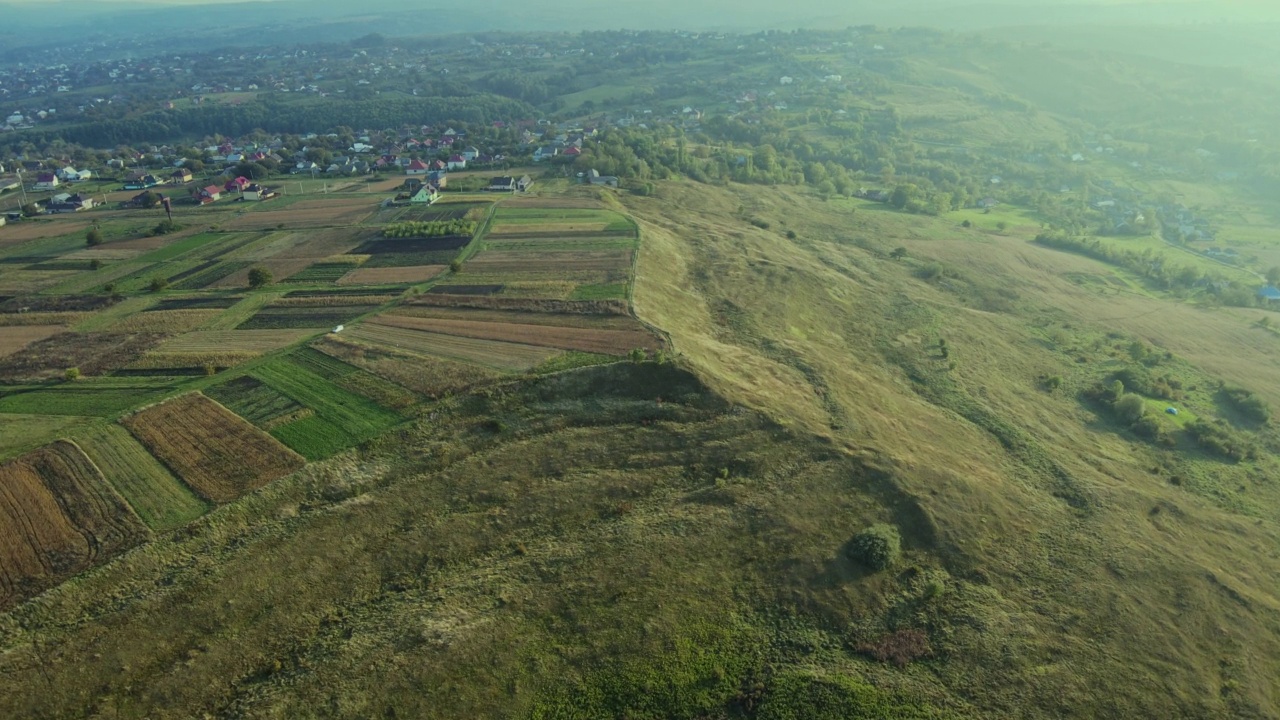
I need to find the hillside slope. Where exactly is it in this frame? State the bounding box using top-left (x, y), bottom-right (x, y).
top-left (1, 182), bottom-right (1279, 718)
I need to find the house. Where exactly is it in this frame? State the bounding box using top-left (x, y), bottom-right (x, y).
top-left (533, 146), bottom-right (558, 162)
top-left (33, 172), bottom-right (59, 191)
top-left (123, 175), bottom-right (160, 190)
top-left (242, 184), bottom-right (274, 201)
top-left (429, 159), bottom-right (447, 171)
top-left (56, 167), bottom-right (80, 182)
top-left (586, 169), bottom-right (618, 188)
top-left (563, 146), bottom-right (581, 158)
top-left (225, 176), bottom-right (250, 193)
top-left (197, 185), bottom-right (222, 204)
top-left (487, 175), bottom-right (532, 193)
top-left (447, 154), bottom-right (467, 170)
top-left (293, 161), bottom-right (319, 175)
top-left (409, 184), bottom-right (439, 204)
top-left (427, 170), bottom-right (448, 188)
top-left (124, 191), bottom-right (159, 209)
top-left (47, 194), bottom-right (95, 213)
top-left (461, 146), bottom-right (480, 161)
top-left (171, 168), bottom-right (193, 184)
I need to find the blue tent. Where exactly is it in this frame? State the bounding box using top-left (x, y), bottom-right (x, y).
top-left (1166, 407), bottom-right (1179, 416)
top-left (1258, 286), bottom-right (1280, 302)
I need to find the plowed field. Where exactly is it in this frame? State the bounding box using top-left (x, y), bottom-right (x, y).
top-left (121, 393), bottom-right (305, 503)
top-left (0, 325), bottom-right (64, 358)
top-left (372, 314), bottom-right (660, 355)
top-left (0, 440), bottom-right (147, 609)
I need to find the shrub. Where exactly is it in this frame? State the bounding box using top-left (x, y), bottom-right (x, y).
top-left (148, 276), bottom-right (169, 293)
top-left (89, 259), bottom-right (103, 271)
top-left (857, 629), bottom-right (932, 667)
top-left (64, 367), bottom-right (81, 381)
top-left (247, 266), bottom-right (273, 289)
top-left (86, 227), bottom-right (104, 246)
top-left (449, 259), bottom-right (463, 273)
top-left (1113, 394), bottom-right (1148, 423)
top-left (1219, 386), bottom-right (1270, 425)
top-left (1186, 419), bottom-right (1256, 462)
top-left (848, 524), bottom-right (901, 571)
top-left (149, 219), bottom-right (180, 236)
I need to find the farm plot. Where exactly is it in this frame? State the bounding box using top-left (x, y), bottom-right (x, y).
top-left (0, 332), bottom-right (165, 382)
top-left (168, 261), bottom-right (250, 290)
top-left (351, 235), bottom-right (471, 268)
top-left (0, 440), bottom-right (147, 610)
top-left (465, 250), bottom-right (632, 275)
top-left (204, 375), bottom-right (308, 428)
top-left (397, 202), bottom-right (490, 223)
top-left (372, 313), bottom-right (660, 355)
top-left (121, 393), bottom-right (305, 503)
top-left (347, 322), bottom-right (557, 371)
top-left (236, 303), bottom-right (379, 329)
top-left (488, 221), bottom-right (610, 236)
top-left (270, 228), bottom-right (370, 260)
top-left (286, 347), bottom-right (418, 410)
top-left (74, 424), bottom-right (208, 532)
top-left (0, 219), bottom-right (93, 246)
top-left (107, 309), bottom-right (222, 333)
top-left (426, 284), bottom-right (504, 296)
top-left (0, 325), bottom-right (64, 358)
top-left (337, 264), bottom-right (444, 286)
top-left (0, 377), bottom-right (179, 417)
top-left (0, 269), bottom-right (77, 294)
top-left (0, 414), bottom-right (98, 462)
top-left (209, 258), bottom-right (315, 289)
top-left (406, 294), bottom-right (631, 315)
top-left (389, 305), bottom-right (644, 329)
top-left (155, 329), bottom-right (314, 354)
top-left (222, 202), bottom-right (376, 230)
top-left (250, 358), bottom-right (405, 460)
top-left (43, 261), bottom-right (153, 294)
top-left (284, 260), bottom-right (363, 284)
top-left (313, 335), bottom-right (500, 399)
top-left (150, 296), bottom-right (243, 311)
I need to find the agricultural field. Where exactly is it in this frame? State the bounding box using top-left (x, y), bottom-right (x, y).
top-left (371, 312), bottom-right (660, 355)
top-left (337, 264), bottom-right (445, 285)
top-left (0, 440), bottom-right (147, 609)
top-left (121, 393), bottom-right (305, 503)
top-left (312, 335), bottom-right (501, 399)
top-left (0, 414), bottom-right (99, 462)
top-left (0, 380), bottom-right (177, 417)
top-left (350, 234), bottom-right (472, 268)
top-left (74, 424), bottom-right (208, 532)
top-left (0, 331), bottom-right (165, 382)
top-left (221, 200), bottom-right (377, 230)
top-left (236, 301), bottom-right (382, 330)
top-left (347, 321), bottom-right (559, 371)
top-left (0, 324), bottom-right (64, 357)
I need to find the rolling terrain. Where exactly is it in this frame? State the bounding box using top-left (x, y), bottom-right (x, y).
top-left (1, 176), bottom-right (1279, 717)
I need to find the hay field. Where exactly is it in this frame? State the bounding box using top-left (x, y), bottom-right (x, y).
top-left (347, 323), bottom-right (557, 371)
top-left (122, 394), bottom-right (305, 503)
top-left (156, 329), bottom-right (314, 354)
top-left (74, 424), bottom-right (208, 532)
top-left (465, 250), bottom-right (632, 274)
top-left (222, 203), bottom-right (375, 230)
top-left (337, 265), bottom-right (445, 285)
top-left (372, 314), bottom-right (660, 355)
top-left (0, 440), bottom-right (146, 609)
top-left (0, 325), bottom-right (64, 358)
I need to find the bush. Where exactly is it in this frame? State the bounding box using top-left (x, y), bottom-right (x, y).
top-left (149, 219), bottom-right (180, 236)
top-left (64, 367), bottom-right (81, 381)
top-left (848, 524), bottom-right (901, 571)
top-left (1186, 419), bottom-right (1256, 462)
top-left (1219, 386), bottom-right (1270, 425)
top-left (1113, 394), bottom-right (1148, 423)
top-left (449, 259), bottom-right (463, 273)
top-left (247, 266), bottom-right (273, 289)
top-left (86, 227), bottom-right (104, 246)
top-left (149, 276), bottom-right (169, 293)
top-left (857, 629), bottom-right (933, 667)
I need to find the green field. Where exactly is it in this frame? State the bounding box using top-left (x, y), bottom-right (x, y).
top-left (74, 424), bottom-right (209, 531)
top-left (0, 384), bottom-right (171, 417)
top-left (0, 413), bottom-right (99, 461)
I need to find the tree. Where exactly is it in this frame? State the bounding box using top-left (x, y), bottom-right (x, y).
top-left (848, 524), bottom-right (901, 571)
top-left (449, 259), bottom-right (463, 273)
top-left (890, 247), bottom-right (908, 260)
top-left (85, 227), bottom-right (104, 246)
top-left (89, 259), bottom-right (102, 271)
top-left (21, 203), bottom-right (40, 217)
top-left (64, 367), bottom-right (81, 382)
top-left (1267, 266), bottom-right (1280, 287)
top-left (149, 276), bottom-right (169, 293)
top-left (1114, 394), bottom-right (1148, 424)
top-left (247, 266), bottom-right (273, 289)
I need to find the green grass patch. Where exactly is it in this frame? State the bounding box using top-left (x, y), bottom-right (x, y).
top-left (75, 424), bottom-right (208, 531)
top-left (0, 384), bottom-right (172, 417)
top-left (268, 414), bottom-right (358, 461)
top-left (532, 351), bottom-right (618, 374)
top-left (0, 413), bottom-right (98, 461)
top-left (134, 233), bottom-right (220, 263)
top-left (204, 375), bottom-right (306, 427)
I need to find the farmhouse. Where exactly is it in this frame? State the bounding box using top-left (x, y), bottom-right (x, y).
top-left (409, 184), bottom-right (440, 204)
top-left (46, 194), bottom-right (96, 213)
top-left (34, 172), bottom-right (60, 191)
top-left (171, 168), bottom-right (193, 184)
top-left (225, 176), bottom-right (250, 193)
top-left (405, 158), bottom-right (430, 176)
top-left (123, 175), bottom-right (160, 190)
top-left (447, 154), bottom-right (468, 170)
top-left (487, 175), bottom-right (533, 193)
top-left (196, 185), bottom-right (222, 204)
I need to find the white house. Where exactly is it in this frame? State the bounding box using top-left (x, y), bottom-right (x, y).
top-left (461, 146), bottom-right (480, 161)
top-left (33, 173), bottom-right (59, 191)
top-left (446, 154), bottom-right (467, 170)
top-left (5, 112), bottom-right (23, 125)
top-left (405, 158), bottom-right (429, 176)
top-left (780, 76), bottom-right (793, 85)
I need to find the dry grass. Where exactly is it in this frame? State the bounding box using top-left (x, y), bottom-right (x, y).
top-left (0, 220), bottom-right (92, 245)
top-left (337, 265), bottom-right (445, 285)
top-left (312, 335), bottom-right (501, 399)
top-left (346, 322), bottom-right (557, 371)
top-left (0, 312), bottom-right (87, 327)
top-left (0, 270), bottom-right (78, 294)
top-left (372, 313), bottom-right (661, 355)
top-left (0, 325), bottom-right (65, 357)
top-left (0, 332), bottom-right (164, 381)
top-left (121, 393), bottom-right (305, 504)
top-left (107, 310), bottom-right (223, 334)
top-left (156, 329), bottom-right (314, 354)
top-left (126, 351), bottom-right (260, 370)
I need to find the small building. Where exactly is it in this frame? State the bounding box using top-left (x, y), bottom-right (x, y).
top-left (1258, 286), bottom-right (1280, 303)
top-left (405, 158), bottom-right (430, 176)
top-left (197, 185), bottom-right (222, 204)
top-left (586, 169), bottom-right (618, 188)
top-left (533, 146), bottom-right (558, 162)
top-left (461, 146), bottom-right (480, 161)
top-left (123, 175), bottom-right (160, 190)
top-left (46, 194), bottom-right (95, 213)
top-left (487, 175), bottom-right (532, 193)
top-left (446, 154), bottom-right (467, 170)
top-left (427, 169), bottom-right (448, 188)
top-left (225, 176), bottom-right (250, 193)
top-left (171, 168), bottom-right (193, 184)
top-left (242, 184), bottom-right (273, 201)
top-left (409, 184), bottom-right (440, 204)
top-left (33, 172), bottom-right (60, 191)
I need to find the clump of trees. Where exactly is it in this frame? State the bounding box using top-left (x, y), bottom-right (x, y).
top-left (848, 524), bottom-right (901, 571)
top-left (382, 220), bottom-right (477, 238)
top-left (1218, 386), bottom-right (1270, 425)
top-left (1034, 231), bottom-right (1240, 298)
top-left (85, 227), bottom-right (104, 246)
top-left (247, 266), bottom-right (273, 289)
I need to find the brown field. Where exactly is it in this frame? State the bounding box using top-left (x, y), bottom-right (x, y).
top-left (121, 393), bottom-right (305, 504)
top-left (0, 270), bottom-right (78, 294)
top-left (0, 325), bottom-right (65, 358)
top-left (347, 323), bottom-right (558, 371)
top-left (156, 329), bottom-right (314, 354)
top-left (372, 314), bottom-right (660, 355)
top-left (489, 222), bottom-right (609, 235)
top-left (222, 203), bottom-right (376, 230)
top-left (271, 295), bottom-right (396, 308)
top-left (209, 259), bottom-right (315, 289)
top-left (0, 332), bottom-right (164, 381)
top-left (337, 265), bottom-right (445, 285)
top-left (63, 247), bottom-right (144, 261)
top-left (108, 310), bottom-right (222, 334)
top-left (0, 312), bottom-right (87, 327)
top-left (501, 197), bottom-right (604, 209)
top-left (270, 228), bottom-right (370, 260)
top-left (313, 335), bottom-right (500, 399)
top-left (466, 250), bottom-right (632, 274)
top-left (0, 219), bottom-right (92, 246)
top-left (391, 305), bottom-right (642, 329)
top-left (407, 294), bottom-right (630, 315)
top-left (0, 440), bottom-right (147, 609)
top-left (126, 351), bottom-right (260, 370)
top-left (106, 225), bottom-right (208, 252)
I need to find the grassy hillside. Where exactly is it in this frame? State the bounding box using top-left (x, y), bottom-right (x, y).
top-left (3, 180), bottom-right (1280, 717)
